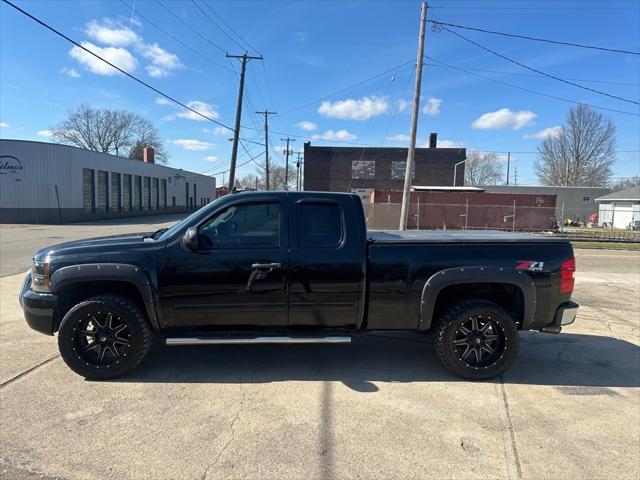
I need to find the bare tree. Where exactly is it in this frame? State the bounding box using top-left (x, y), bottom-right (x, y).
top-left (464, 151), bottom-right (504, 186)
top-left (534, 105), bottom-right (615, 186)
top-left (51, 104), bottom-right (168, 164)
top-left (611, 175), bottom-right (640, 192)
top-left (238, 164), bottom-right (297, 190)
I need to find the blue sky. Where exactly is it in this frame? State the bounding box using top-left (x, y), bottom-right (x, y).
top-left (1, 0), bottom-right (638, 186)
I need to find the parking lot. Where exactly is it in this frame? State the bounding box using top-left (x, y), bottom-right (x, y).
top-left (1, 219), bottom-right (638, 480)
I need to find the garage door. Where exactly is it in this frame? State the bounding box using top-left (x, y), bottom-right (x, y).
top-left (613, 203), bottom-right (633, 229)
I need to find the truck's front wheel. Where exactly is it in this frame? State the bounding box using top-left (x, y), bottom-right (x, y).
top-left (57, 295), bottom-right (152, 380)
top-left (434, 299), bottom-right (519, 380)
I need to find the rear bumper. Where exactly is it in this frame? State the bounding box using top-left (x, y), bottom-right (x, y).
top-left (19, 271), bottom-right (57, 336)
top-left (553, 301), bottom-right (579, 327)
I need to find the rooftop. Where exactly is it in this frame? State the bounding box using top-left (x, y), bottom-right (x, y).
top-left (595, 185), bottom-right (640, 202)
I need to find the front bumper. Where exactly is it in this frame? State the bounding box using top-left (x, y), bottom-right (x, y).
top-left (19, 271), bottom-right (57, 336)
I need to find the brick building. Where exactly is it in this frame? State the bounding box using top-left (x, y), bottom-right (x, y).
top-left (303, 137), bottom-right (466, 202)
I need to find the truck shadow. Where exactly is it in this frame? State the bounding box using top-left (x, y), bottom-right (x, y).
top-left (120, 331), bottom-right (640, 391)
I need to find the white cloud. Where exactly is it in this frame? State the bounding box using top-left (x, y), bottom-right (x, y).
top-left (397, 98), bottom-right (410, 113)
top-left (155, 97), bottom-right (172, 106)
top-left (86, 19), bottom-right (141, 47)
top-left (422, 97), bottom-right (442, 116)
top-left (0, 122), bottom-right (9, 128)
top-left (472, 108), bottom-right (537, 130)
top-left (37, 130), bottom-right (53, 138)
top-left (318, 96), bottom-right (388, 120)
top-left (59, 67), bottom-right (81, 78)
top-left (523, 125), bottom-right (562, 140)
top-left (436, 139), bottom-right (464, 148)
top-left (69, 41), bottom-right (138, 76)
top-left (311, 129), bottom-right (357, 141)
top-left (140, 43), bottom-right (181, 77)
top-left (296, 121), bottom-right (318, 132)
top-left (386, 133), bottom-right (410, 142)
top-left (177, 101), bottom-right (219, 121)
top-left (203, 155), bottom-right (219, 162)
top-left (170, 139), bottom-right (215, 151)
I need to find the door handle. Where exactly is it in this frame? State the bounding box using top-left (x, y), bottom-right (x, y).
top-left (251, 262), bottom-right (282, 270)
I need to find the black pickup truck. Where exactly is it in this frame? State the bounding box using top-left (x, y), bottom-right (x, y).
top-left (20, 191), bottom-right (578, 380)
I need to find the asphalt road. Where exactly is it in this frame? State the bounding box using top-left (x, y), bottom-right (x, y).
top-left (0, 214), bottom-right (184, 277)
top-left (0, 231), bottom-right (638, 479)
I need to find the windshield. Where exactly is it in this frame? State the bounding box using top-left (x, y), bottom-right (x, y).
top-left (156, 196), bottom-right (225, 241)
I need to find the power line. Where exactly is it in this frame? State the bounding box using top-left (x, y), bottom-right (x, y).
top-left (155, 0), bottom-right (226, 54)
top-left (423, 62), bottom-right (639, 87)
top-left (429, 20), bottom-right (640, 55)
top-left (425, 55), bottom-right (640, 117)
top-left (275, 60), bottom-right (416, 117)
top-left (436, 26), bottom-right (639, 105)
top-left (202, 0), bottom-right (261, 55)
top-left (1, 0), bottom-right (235, 130)
top-left (191, 0), bottom-right (246, 52)
top-left (117, 0), bottom-right (231, 71)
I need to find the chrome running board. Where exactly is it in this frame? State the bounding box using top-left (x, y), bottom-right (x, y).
top-left (165, 336), bottom-right (352, 346)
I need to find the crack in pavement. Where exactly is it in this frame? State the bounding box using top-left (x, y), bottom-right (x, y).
top-left (497, 376), bottom-right (523, 480)
top-left (200, 399), bottom-right (246, 480)
top-left (0, 355), bottom-right (60, 389)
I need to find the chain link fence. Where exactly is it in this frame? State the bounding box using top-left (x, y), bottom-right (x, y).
top-left (362, 202), bottom-right (640, 242)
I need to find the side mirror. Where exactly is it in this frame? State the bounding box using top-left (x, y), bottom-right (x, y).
top-left (183, 227), bottom-right (199, 251)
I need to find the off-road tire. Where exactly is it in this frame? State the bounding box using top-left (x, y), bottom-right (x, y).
top-left (58, 294), bottom-right (152, 380)
top-left (434, 299), bottom-right (519, 381)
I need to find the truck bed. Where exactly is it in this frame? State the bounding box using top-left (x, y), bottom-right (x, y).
top-left (368, 230), bottom-right (566, 244)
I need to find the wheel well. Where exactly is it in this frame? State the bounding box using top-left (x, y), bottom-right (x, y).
top-left (432, 282), bottom-right (524, 327)
top-left (54, 281), bottom-right (147, 332)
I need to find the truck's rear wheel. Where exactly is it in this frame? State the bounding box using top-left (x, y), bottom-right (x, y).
top-left (434, 299), bottom-right (519, 380)
top-left (57, 295), bottom-right (152, 380)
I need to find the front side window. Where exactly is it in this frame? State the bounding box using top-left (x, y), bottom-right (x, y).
top-left (297, 202), bottom-right (343, 248)
top-left (199, 202), bottom-right (281, 248)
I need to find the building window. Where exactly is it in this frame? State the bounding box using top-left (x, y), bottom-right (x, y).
top-left (161, 179), bottom-right (167, 209)
top-left (583, 196), bottom-right (591, 202)
top-left (351, 160), bottom-right (375, 179)
top-left (82, 168), bottom-right (95, 213)
top-left (152, 178), bottom-right (159, 210)
top-left (297, 202), bottom-right (343, 248)
top-left (133, 175), bottom-right (142, 210)
top-left (143, 177), bottom-right (150, 210)
top-left (111, 172), bottom-right (121, 212)
top-left (390, 161), bottom-right (415, 180)
top-left (97, 170), bottom-right (108, 213)
top-left (123, 174), bottom-right (132, 211)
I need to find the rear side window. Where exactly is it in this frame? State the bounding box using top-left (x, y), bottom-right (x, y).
top-left (297, 203), bottom-right (343, 248)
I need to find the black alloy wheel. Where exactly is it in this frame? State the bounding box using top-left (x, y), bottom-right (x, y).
top-left (58, 295), bottom-right (152, 380)
top-left (434, 299), bottom-right (519, 380)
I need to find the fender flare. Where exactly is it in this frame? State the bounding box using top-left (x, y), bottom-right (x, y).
top-left (418, 266), bottom-right (536, 330)
top-left (50, 263), bottom-right (160, 331)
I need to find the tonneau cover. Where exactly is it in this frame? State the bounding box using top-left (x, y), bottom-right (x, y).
top-left (368, 230), bottom-right (566, 243)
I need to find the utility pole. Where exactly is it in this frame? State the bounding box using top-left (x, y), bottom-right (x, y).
top-left (281, 138), bottom-right (295, 190)
top-left (227, 52), bottom-right (263, 192)
top-left (295, 152), bottom-right (303, 190)
top-left (506, 152), bottom-right (510, 185)
top-left (399, 2), bottom-right (427, 231)
top-left (256, 110), bottom-right (277, 189)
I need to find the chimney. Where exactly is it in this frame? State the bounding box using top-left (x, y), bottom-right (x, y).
top-left (143, 146), bottom-right (155, 164)
top-left (429, 132), bottom-right (437, 148)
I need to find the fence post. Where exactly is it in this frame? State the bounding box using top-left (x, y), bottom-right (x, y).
top-left (560, 202), bottom-right (565, 233)
top-left (465, 198), bottom-right (469, 229)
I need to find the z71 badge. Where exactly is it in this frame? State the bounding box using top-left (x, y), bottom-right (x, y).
top-left (516, 260), bottom-right (544, 272)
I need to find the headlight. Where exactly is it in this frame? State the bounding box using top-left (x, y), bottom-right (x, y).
top-left (31, 261), bottom-right (51, 293)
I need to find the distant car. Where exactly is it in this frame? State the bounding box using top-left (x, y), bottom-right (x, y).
top-left (627, 220), bottom-right (640, 230)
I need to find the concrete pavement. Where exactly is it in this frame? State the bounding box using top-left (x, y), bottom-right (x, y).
top-left (0, 249), bottom-right (638, 479)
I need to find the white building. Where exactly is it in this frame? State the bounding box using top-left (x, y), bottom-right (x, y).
top-left (0, 139), bottom-right (215, 224)
top-left (596, 186), bottom-right (640, 228)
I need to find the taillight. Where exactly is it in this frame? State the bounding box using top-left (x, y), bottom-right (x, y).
top-left (560, 257), bottom-right (575, 294)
